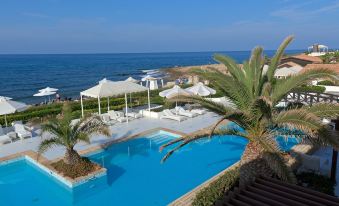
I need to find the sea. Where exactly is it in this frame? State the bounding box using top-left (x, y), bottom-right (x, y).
top-left (0, 50), bottom-right (303, 104)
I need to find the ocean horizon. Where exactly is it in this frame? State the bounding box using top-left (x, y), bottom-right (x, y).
top-left (0, 50), bottom-right (303, 104)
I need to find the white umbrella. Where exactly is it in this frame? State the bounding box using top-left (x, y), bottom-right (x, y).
top-left (39, 87), bottom-right (58, 93)
top-left (159, 85), bottom-right (191, 107)
top-left (34, 90), bottom-right (56, 103)
top-left (0, 97), bottom-right (27, 126)
top-left (125, 77), bottom-right (139, 83)
top-left (185, 82), bottom-right (216, 96)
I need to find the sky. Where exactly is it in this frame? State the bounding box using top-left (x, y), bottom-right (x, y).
top-left (0, 0), bottom-right (339, 54)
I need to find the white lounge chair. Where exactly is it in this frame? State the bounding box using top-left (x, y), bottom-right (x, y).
top-left (190, 108), bottom-right (206, 115)
top-left (161, 109), bottom-right (186, 122)
top-left (107, 111), bottom-right (127, 123)
top-left (12, 121), bottom-right (32, 140)
top-left (101, 114), bottom-right (115, 125)
top-left (0, 127), bottom-right (11, 145)
top-left (174, 107), bottom-right (198, 118)
top-left (126, 112), bottom-right (142, 119)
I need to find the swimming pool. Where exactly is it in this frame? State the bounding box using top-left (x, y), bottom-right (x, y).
top-left (0, 130), bottom-right (298, 206)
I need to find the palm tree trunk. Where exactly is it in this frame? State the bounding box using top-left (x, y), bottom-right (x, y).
top-left (64, 148), bottom-right (82, 165)
top-left (239, 141), bottom-right (273, 187)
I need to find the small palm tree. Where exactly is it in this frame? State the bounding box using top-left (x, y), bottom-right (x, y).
top-left (38, 103), bottom-right (111, 165)
top-left (161, 36), bottom-right (339, 186)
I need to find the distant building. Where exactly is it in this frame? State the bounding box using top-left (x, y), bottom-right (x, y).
top-left (308, 44), bottom-right (329, 56)
top-left (274, 65), bottom-right (303, 79)
top-left (281, 54), bottom-right (322, 67)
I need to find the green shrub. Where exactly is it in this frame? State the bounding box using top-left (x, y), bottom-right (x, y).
top-left (317, 80), bottom-right (336, 86)
top-left (293, 85), bottom-right (326, 93)
top-left (297, 172), bottom-right (335, 196)
top-left (0, 89), bottom-right (166, 125)
top-left (192, 167), bottom-right (239, 206)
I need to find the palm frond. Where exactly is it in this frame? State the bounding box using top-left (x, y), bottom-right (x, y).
top-left (304, 103), bottom-right (339, 118)
top-left (38, 137), bottom-right (63, 155)
top-left (168, 95), bottom-right (234, 115)
top-left (214, 54), bottom-right (245, 81)
top-left (267, 36), bottom-right (294, 82)
top-left (272, 68), bottom-right (338, 104)
top-left (273, 109), bottom-right (323, 135)
top-left (161, 128), bottom-right (247, 162)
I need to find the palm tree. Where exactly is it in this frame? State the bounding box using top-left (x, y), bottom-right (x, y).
top-left (38, 103), bottom-right (111, 165)
top-left (160, 36), bottom-right (339, 186)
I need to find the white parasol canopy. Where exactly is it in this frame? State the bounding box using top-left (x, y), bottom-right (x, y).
top-left (0, 96), bottom-right (27, 126)
top-left (39, 87), bottom-right (58, 93)
top-left (80, 78), bottom-right (151, 121)
top-left (125, 77), bottom-right (139, 83)
top-left (185, 82), bottom-right (216, 96)
top-left (159, 85), bottom-right (191, 107)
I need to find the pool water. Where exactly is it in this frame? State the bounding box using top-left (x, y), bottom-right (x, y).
top-left (0, 130), bottom-right (298, 206)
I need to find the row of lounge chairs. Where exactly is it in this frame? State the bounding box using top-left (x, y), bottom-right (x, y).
top-left (0, 121), bottom-right (33, 145)
top-left (160, 106), bottom-right (205, 122)
top-left (100, 110), bottom-right (143, 125)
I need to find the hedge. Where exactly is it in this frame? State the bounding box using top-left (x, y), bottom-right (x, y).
top-left (293, 85), bottom-right (326, 93)
top-left (0, 90), bottom-right (166, 125)
top-left (317, 80), bottom-right (336, 86)
top-left (192, 166), bottom-right (239, 206)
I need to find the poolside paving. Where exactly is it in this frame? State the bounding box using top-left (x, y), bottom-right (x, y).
top-left (0, 111), bottom-right (220, 160)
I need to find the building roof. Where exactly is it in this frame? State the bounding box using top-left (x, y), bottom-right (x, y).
top-left (278, 61), bottom-right (302, 68)
top-left (303, 64), bottom-right (339, 74)
top-left (283, 54), bottom-right (323, 64)
top-left (220, 177), bottom-right (339, 206)
top-left (274, 65), bottom-right (303, 77)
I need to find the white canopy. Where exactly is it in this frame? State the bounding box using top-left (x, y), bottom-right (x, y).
top-left (185, 82), bottom-right (216, 96)
top-left (81, 78), bottom-right (147, 98)
top-left (34, 90), bottom-right (56, 97)
top-left (80, 78), bottom-right (150, 119)
top-left (125, 77), bottom-right (139, 83)
top-left (159, 85), bottom-right (191, 98)
top-left (39, 87), bottom-right (58, 93)
top-left (141, 75), bottom-right (158, 81)
top-left (0, 97), bottom-right (27, 126)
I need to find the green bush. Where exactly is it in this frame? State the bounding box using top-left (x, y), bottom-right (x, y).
top-left (317, 80), bottom-right (336, 86)
top-left (297, 172), bottom-right (335, 196)
top-left (293, 85), bottom-right (326, 93)
top-left (0, 89), bottom-right (166, 125)
top-left (192, 167), bottom-right (239, 206)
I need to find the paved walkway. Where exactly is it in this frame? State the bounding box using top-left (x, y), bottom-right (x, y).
top-left (0, 112), bottom-right (220, 160)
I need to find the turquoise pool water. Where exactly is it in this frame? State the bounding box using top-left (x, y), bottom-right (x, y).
top-left (0, 130), bottom-right (298, 206)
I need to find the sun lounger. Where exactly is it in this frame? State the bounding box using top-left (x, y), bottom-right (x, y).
top-left (101, 114), bottom-right (115, 125)
top-left (108, 110), bottom-right (128, 123)
top-left (174, 107), bottom-right (198, 118)
top-left (160, 109), bottom-right (186, 122)
top-left (126, 112), bottom-right (142, 119)
top-left (190, 109), bottom-right (206, 115)
top-left (12, 121), bottom-right (32, 139)
top-left (0, 127), bottom-right (11, 145)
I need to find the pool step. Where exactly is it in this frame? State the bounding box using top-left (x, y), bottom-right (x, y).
top-left (150, 135), bottom-right (174, 144)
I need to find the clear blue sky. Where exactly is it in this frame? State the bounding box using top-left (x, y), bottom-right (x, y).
top-left (1, 0), bottom-right (338, 54)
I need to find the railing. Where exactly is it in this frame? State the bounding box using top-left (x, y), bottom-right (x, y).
top-left (283, 92), bottom-right (339, 105)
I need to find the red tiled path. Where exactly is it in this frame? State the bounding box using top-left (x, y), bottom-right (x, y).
top-left (217, 177), bottom-right (339, 206)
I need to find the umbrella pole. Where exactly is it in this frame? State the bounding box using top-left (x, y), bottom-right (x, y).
top-left (80, 94), bottom-right (84, 117)
top-left (125, 93), bottom-right (128, 123)
top-left (148, 89), bottom-right (151, 112)
top-left (98, 97), bottom-right (101, 115)
top-left (5, 114), bottom-right (7, 127)
top-left (107, 97), bottom-right (110, 111)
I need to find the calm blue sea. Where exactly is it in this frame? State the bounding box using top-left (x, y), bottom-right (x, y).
top-left (0, 50), bottom-right (302, 104)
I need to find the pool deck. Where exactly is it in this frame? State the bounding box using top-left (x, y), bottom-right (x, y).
top-left (0, 111), bottom-right (221, 160)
